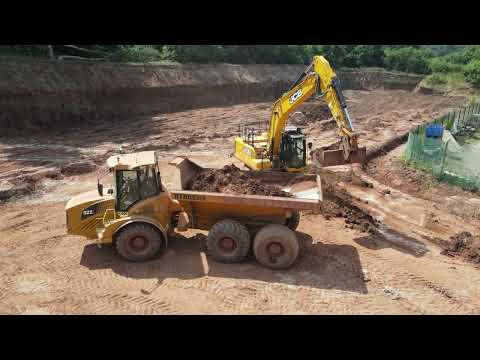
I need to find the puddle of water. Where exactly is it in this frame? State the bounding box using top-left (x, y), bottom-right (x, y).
top-left (378, 224), bottom-right (429, 255)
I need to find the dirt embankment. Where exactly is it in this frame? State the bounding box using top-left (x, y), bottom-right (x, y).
top-left (0, 58), bottom-right (423, 135)
top-left (339, 67), bottom-right (423, 91)
top-left (0, 58), bottom-right (303, 135)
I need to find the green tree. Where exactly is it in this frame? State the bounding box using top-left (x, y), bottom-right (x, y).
top-left (384, 47), bottom-right (433, 74)
top-left (463, 60), bottom-right (480, 86)
top-left (429, 57), bottom-right (463, 73)
top-left (316, 45), bottom-right (347, 67)
top-left (108, 46), bottom-right (163, 62)
top-left (0, 45), bottom-right (50, 57)
top-left (171, 45), bottom-right (226, 63)
top-left (352, 45), bottom-right (385, 67)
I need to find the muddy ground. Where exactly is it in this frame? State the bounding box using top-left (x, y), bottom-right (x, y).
top-left (3, 88), bottom-right (480, 315)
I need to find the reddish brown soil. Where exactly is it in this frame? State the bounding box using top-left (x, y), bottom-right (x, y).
top-left (321, 198), bottom-right (378, 234)
top-left (189, 162), bottom-right (379, 235)
top-left (3, 166), bottom-right (480, 314)
top-left (441, 232), bottom-right (480, 265)
top-left (3, 89), bottom-right (480, 315)
top-left (189, 164), bottom-right (291, 197)
top-left (319, 170), bottom-right (379, 234)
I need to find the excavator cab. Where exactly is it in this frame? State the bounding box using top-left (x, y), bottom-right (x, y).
top-left (279, 126), bottom-right (307, 172)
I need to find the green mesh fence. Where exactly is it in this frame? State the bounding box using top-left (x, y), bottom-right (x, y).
top-left (404, 102), bottom-right (480, 191)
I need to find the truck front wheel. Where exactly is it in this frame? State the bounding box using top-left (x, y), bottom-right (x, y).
top-left (115, 223), bottom-right (163, 262)
top-left (253, 224), bottom-right (299, 270)
top-left (206, 220), bottom-right (251, 263)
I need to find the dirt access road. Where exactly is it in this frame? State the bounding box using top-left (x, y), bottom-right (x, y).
top-left (2, 89), bottom-right (480, 315)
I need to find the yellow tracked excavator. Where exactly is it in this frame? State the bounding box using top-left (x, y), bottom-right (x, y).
top-left (234, 55), bottom-right (366, 172)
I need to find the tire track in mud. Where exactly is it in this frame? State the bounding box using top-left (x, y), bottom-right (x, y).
top-left (65, 270), bottom-right (154, 295)
top-left (167, 277), bottom-right (270, 313)
top-left (63, 292), bottom-right (181, 315)
top-left (163, 273), bottom-right (378, 314)
top-left (350, 253), bottom-right (474, 313)
top-left (34, 235), bottom-right (65, 252)
top-left (0, 219), bottom-right (34, 233)
top-left (314, 233), bottom-right (479, 314)
top-left (0, 277), bottom-right (18, 303)
top-left (32, 252), bottom-right (81, 272)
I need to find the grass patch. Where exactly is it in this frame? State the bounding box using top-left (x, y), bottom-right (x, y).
top-left (423, 72), bottom-right (468, 90)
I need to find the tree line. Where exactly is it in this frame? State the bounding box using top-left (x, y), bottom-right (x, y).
top-left (1, 45), bottom-right (479, 86)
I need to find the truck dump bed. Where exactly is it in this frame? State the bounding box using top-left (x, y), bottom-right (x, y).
top-left (168, 157), bottom-right (322, 211)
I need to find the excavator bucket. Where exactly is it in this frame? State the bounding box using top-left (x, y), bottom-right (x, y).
top-left (313, 146), bottom-right (367, 167)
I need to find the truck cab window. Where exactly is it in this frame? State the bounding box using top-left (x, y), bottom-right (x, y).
top-left (116, 166), bottom-right (159, 211)
top-left (117, 170), bottom-right (140, 211)
top-left (139, 166), bottom-right (158, 199)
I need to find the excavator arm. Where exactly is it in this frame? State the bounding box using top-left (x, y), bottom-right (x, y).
top-left (268, 55), bottom-right (365, 166)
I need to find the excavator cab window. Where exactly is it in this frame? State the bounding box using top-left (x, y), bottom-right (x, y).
top-left (280, 134), bottom-right (306, 170)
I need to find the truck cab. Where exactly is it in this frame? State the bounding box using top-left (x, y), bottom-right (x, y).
top-left (65, 152), bottom-right (185, 261)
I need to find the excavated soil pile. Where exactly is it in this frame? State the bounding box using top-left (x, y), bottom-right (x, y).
top-left (189, 164), bottom-right (291, 197)
top-left (319, 169), bottom-right (379, 234)
top-left (321, 197), bottom-right (378, 234)
top-left (190, 164), bottom-right (377, 233)
top-left (442, 231), bottom-right (480, 265)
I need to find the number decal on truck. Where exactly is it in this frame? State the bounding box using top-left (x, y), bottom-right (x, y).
top-left (81, 203), bottom-right (99, 220)
top-left (289, 89), bottom-right (303, 104)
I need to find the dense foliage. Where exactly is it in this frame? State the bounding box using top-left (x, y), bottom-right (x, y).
top-left (463, 60), bottom-right (480, 86)
top-left (384, 47), bottom-right (433, 74)
top-left (2, 45), bottom-right (480, 87)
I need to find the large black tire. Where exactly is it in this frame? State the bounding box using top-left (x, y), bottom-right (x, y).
top-left (206, 220), bottom-right (251, 263)
top-left (253, 224), bottom-right (299, 270)
top-left (285, 211), bottom-right (300, 231)
top-left (115, 223), bottom-right (163, 262)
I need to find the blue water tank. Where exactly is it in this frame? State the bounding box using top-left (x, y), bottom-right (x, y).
top-left (425, 124), bottom-right (444, 138)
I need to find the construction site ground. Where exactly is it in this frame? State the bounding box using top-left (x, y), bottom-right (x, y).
top-left (2, 89), bottom-right (480, 315)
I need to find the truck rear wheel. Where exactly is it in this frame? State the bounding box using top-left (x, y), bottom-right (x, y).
top-left (285, 210), bottom-right (300, 231)
top-left (253, 224), bottom-right (299, 270)
top-left (206, 220), bottom-right (251, 264)
top-left (115, 223), bottom-right (163, 262)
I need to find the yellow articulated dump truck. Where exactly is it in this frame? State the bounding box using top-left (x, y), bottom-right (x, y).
top-left (65, 151), bottom-right (322, 269)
